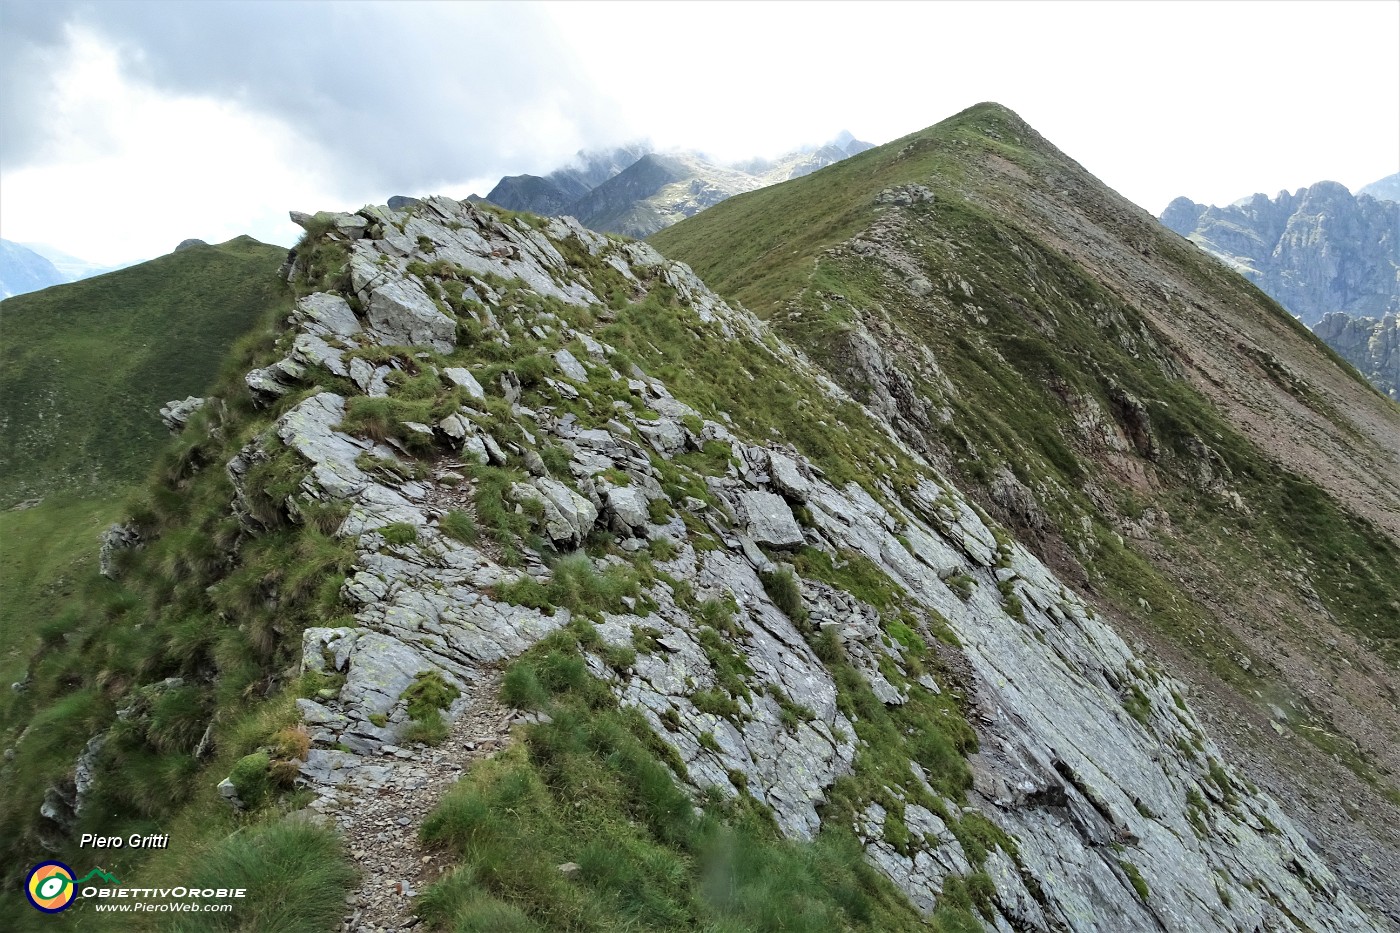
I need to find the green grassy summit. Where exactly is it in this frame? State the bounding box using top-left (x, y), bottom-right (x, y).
top-left (653, 103), bottom-right (1400, 824)
top-left (0, 235), bottom-right (287, 507)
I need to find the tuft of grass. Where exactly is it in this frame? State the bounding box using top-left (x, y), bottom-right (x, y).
top-left (404, 670), bottom-right (461, 722)
top-left (380, 522), bottom-right (419, 546)
top-left (1120, 859), bottom-right (1150, 901)
top-left (440, 509), bottom-right (478, 544)
top-left (760, 567), bottom-right (808, 625)
top-left (496, 553), bottom-right (642, 620)
top-left (165, 821), bottom-right (358, 931)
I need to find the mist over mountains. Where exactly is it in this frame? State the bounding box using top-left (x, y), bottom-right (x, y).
top-left (0, 239), bottom-right (132, 300)
top-left (481, 133), bottom-right (874, 237)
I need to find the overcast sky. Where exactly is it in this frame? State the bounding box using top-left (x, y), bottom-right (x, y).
top-left (1, 0), bottom-right (1396, 266)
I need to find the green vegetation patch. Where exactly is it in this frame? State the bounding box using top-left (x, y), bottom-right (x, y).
top-left (0, 236), bottom-right (287, 506)
top-left (419, 628), bottom-right (981, 933)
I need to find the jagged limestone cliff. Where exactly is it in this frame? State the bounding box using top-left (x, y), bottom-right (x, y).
top-left (1314, 311), bottom-right (1400, 400)
top-left (196, 197), bottom-right (1375, 929)
top-left (1160, 182), bottom-right (1400, 326)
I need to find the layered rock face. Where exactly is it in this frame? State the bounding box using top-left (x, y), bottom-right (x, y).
top-left (217, 196), bottom-right (1379, 930)
top-left (1314, 311), bottom-right (1400, 399)
top-left (1159, 182), bottom-right (1400, 325)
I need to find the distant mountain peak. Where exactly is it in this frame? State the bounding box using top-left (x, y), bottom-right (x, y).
top-left (482, 132), bottom-right (875, 238)
top-left (1358, 172), bottom-right (1400, 203)
top-left (1159, 182), bottom-right (1399, 326)
top-left (0, 239), bottom-right (67, 300)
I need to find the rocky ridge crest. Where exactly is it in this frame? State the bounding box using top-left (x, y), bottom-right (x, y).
top-left (205, 195), bottom-right (1378, 930)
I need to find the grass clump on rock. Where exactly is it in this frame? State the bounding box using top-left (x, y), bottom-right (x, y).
top-left (417, 628), bottom-right (979, 933)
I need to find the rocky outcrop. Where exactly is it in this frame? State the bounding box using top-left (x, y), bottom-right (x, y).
top-left (210, 193), bottom-right (1379, 931)
top-left (98, 522), bottom-right (142, 578)
top-left (1314, 311), bottom-right (1400, 399)
top-left (1159, 182), bottom-right (1400, 325)
top-left (159, 395), bottom-right (207, 433)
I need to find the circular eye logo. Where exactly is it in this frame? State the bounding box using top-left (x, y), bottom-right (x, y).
top-left (26, 861), bottom-right (77, 913)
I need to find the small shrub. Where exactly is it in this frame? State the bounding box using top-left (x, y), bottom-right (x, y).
top-left (502, 662), bottom-right (549, 710)
top-left (540, 444), bottom-right (572, 475)
top-left (229, 751), bottom-right (271, 808)
top-left (271, 724), bottom-right (311, 761)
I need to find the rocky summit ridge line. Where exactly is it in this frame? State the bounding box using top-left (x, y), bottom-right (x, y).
top-left (176, 196), bottom-right (1372, 928)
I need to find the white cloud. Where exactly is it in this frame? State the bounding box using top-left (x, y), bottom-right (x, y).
top-left (1, 0), bottom-right (1396, 267)
top-left (0, 26), bottom-right (353, 264)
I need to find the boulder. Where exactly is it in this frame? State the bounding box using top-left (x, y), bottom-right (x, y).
top-left (637, 419), bottom-right (686, 455)
top-left (174, 238), bottom-right (207, 252)
top-left (442, 367), bottom-right (486, 400)
top-left (736, 490), bottom-right (804, 548)
top-left (604, 486), bottom-right (650, 533)
top-left (767, 451), bottom-right (811, 502)
top-left (533, 478), bottom-right (598, 546)
top-left (553, 348), bottom-right (589, 382)
top-left (437, 412), bottom-right (471, 441)
top-left (364, 277), bottom-right (456, 352)
top-left (295, 292), bottom-right (361, 337)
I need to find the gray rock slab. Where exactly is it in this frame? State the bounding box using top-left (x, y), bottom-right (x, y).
top-left (737, 490), bottom-right (804, 548)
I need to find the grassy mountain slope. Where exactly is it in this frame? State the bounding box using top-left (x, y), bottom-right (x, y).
top-left (0, 235), bottom-right (287, 507)
top-left (653, 102), bottom-right (1400, 912)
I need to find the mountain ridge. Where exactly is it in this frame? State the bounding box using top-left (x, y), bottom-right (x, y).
top-left (1, 104), bottom-right (1397, 931)
top-left (655, 100), bottom-right (1400, 921)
